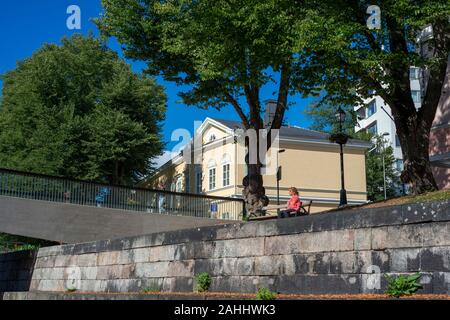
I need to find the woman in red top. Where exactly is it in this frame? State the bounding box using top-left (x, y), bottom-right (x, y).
top-left (278, 187), bottom-right (302, 219)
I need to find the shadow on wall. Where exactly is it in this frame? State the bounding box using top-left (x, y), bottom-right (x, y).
top-left (0, 250), bottom-right (38, 292)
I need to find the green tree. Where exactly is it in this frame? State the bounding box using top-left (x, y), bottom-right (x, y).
top-left (0, 35), bottom-right (166, 184)
top-left (366, 136), bottom-right (403, 201)
top-left (293, 0), bottom-right (450, 194)
top-left (98, 0), bottom-right (307, 215)
top-left (304, 101), bottom-right (360, 133)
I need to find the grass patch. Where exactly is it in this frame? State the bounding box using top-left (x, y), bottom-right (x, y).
top-left (333, 189), bottom-right (450, 212)
top-left (400, 189), bottom-right (450, 204)
top-left (141, 286), bottom-right (161, 294)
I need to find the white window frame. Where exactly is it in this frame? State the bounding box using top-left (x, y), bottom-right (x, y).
top-left (222, 164), bottom-right (230, 187)
top-left (221, 154), bottom-right (231, 187)
top-left (209, 168), bottom-right (216, 191)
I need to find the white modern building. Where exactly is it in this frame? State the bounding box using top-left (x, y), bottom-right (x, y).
top-left (354, 67), bottom-right (422, 175)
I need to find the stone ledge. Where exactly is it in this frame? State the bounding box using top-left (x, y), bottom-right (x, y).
top-left (35, 199), bottom-right (450, 258)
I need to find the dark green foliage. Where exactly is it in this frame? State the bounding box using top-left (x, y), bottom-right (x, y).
top-left (0, 233), bottom-right (55, 253)
top-left (293, 0), bottom-right (450, 194)
top-left (366, 136), bottom-right (403, 201)
top-left (255, 288), bottom-right (277, 300)
top-left (194, 273), bottom-right (212, 293)
top-left (385, 273), bottom-right (423, 298)
top-left (304, 101), bottom-right (360, 134)
top-left (0, 34), bottom-right (166, 185)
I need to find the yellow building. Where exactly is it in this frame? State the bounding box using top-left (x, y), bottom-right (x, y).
top-left (143, 117), bottom-right (371, 214)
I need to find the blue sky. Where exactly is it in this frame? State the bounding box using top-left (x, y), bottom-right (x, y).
top-left (0, 0), bottom-right (316, 163)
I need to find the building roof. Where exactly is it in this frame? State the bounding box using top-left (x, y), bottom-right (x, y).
top-left (211, 118), bottom-right (372, 147)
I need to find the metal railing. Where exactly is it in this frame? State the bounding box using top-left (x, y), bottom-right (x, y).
top-left (0, 168), bottom-right (245, 221)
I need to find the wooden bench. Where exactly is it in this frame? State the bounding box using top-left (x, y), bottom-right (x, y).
top-left (260, 200), bottom-right (313, 218)
top-left (296, 200), bottom-right (313, 216)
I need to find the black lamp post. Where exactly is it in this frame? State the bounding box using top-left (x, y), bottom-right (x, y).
top-left (276, 149), bottom-right (286, 215)
top-left (330, 106), bottom-right (349, 207)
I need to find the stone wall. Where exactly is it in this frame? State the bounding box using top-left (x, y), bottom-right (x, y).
top-left (13, 200), bottom-right (450, 294)
top-left (0, 250), bottom-right (37, 292)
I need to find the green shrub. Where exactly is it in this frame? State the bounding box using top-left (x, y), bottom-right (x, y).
top-left (141, 286), bottom-right (161, 293)
top-left (194, 273), bottom-right (212, 292)
top-left (385, 273), bottom-right (423, 298)
top-left (255, 288), bottom-right (277, 300)
top-left (66, 287), bottom-right (77, 293)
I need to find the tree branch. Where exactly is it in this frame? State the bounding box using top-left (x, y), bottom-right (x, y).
top-left (223, 91), bottom-right (250, 129)
top-left (419, 19), bottom-right (450, 127)
top-left (270, 63), bottom-right (291, 130)
top-left (244, 84), bottom-right (263, 129)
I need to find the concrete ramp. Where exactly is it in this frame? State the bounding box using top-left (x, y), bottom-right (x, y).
top-left (0, 196), bottom-right (234, 243)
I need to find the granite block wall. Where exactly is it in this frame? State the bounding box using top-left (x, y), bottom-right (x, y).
top-left (0, 250), bottom-right (37, 292)
top-left (3, 199), bottom-right (450, 295)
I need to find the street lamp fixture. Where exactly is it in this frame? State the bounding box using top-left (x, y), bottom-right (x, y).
top-left (330, 107), bottom-right (350, 207)
top-left (335, 106), bottom-right (346, 131)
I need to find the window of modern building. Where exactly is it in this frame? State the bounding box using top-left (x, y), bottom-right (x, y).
top-left (411, 90), bottom-right (421, 103)
top-left (366, 121), bottom-right (378, 135)
top-left (396, 159), bottom-right (404, 172)
top-left (356, 106), bottom-right (366, 119)
top-left (209, 168), bottom-right (216, 190)
top-left (410, 67), bottom-right (420, 80)
top-left (367, 100), bottom-right (376, 117)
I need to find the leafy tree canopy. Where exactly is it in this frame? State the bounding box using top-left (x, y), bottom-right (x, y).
top-left (98, 0), bottom-right (304, 128)
top-left (0, 35), bottom-right (166, 184)
top-left (292, 0), bottom-right (450, 193)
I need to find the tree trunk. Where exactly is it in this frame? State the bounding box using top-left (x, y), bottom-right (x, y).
top-left (242, 164), bottom-right (269, 217)
top-left (394, 108), bottom-right (438, 194)
top-left (398, 131), bottom-right (438, 194)
top-left (241, 135), bottom-right (269, 217)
